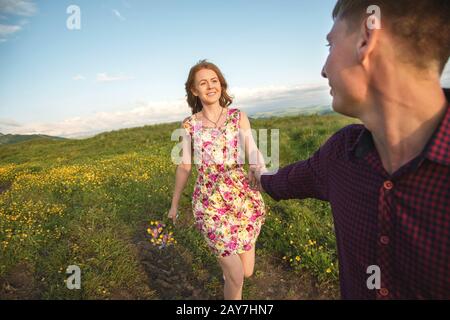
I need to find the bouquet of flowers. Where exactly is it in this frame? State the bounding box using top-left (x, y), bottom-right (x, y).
top-left (147, 220), bottom-right (177, 249)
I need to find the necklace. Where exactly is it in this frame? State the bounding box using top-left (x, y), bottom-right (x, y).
top-left (201, 107), bottom-right (224, 128)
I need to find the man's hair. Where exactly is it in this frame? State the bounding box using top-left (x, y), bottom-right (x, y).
top-left (332, 0), bottom-right (450, 73)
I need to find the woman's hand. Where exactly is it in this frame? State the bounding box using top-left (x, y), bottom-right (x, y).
top-left (248, 166), bottom-right (258, 190)
top-left (248, 165), bottom-right (267, 191)
top-left (167, 207), bottom-right (179, 225)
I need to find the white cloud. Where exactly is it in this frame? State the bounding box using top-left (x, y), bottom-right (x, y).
top-left (0, 1), bottom-right (36, 42)
top-left (17, 18), bottom-right (28, 25)
top-left (1, 99), bottom-right (189, 138)
top-left (96, 73), bottom-right (133, 82)
top-left (1, 82), bottom-right (332, 138)
top-left (0, 23), bottom-right (21, 36)
top-left (0, 0), bottom-right (37, 17)
top-left (72, 74), bottom-right (85, 81)
top-left (229, 83), bottom-right (331, 114)
top-left (112, 9), bottom-right (125, 21)
top-left (0, 118), bottom-right (22, 127)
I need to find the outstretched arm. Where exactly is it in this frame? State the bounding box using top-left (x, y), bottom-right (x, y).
top-left (256, 127), bottom-right (346, 201)
top-left (239, 111), bottom-right (267, 189)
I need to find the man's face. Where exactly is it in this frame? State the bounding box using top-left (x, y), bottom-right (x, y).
top-left (322, 18), bottom-right (368, 118)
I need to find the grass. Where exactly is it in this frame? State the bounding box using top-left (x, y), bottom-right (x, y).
top-left (0, 112), bottom-right (361, 299)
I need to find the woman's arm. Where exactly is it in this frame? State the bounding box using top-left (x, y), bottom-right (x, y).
top-left (169, 120), bottom-right (192, 221)
top-left (239, 111), bottom-right (266, 169)
top-left (239, 111), bottom-right (268, 190)
top-left (170, 163), bottom-right (191, 210)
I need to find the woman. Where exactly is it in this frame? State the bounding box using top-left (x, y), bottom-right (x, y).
top-left (168, 59), bottom-right (267, 300)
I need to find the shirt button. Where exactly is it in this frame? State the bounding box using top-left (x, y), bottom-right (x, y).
top-left (383, 180), bottom-right (394, 190)
top-left (380, 236), bottom-right (390, 245)
top-left (379, 288), bottom-right (389, 297)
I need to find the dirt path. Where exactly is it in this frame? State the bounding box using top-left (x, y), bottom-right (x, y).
top-left (135, 222), bottom-right (339, 300)
top-left (136, 241), bottom-right (221, 299)
top-left (0, 263), bottom-right (42, 299)
top-left (243, 250), bottom-right (338, 299)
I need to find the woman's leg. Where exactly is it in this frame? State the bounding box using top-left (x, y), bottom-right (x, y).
top-left (239, 245), bottom-right (256, 278)
top-left (217, 254), bottom-right (244, 300)
top-left (223, 244), bottom-right (256, 281)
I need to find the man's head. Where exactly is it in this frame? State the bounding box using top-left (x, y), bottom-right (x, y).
top-left (322, 0), bottom-right (450, 117)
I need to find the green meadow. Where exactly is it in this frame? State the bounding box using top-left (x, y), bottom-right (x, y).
top-left (0, 112), bottom-right (360, 299)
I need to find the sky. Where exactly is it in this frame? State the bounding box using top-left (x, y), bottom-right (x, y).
top-left (0, 0), bottom-right (449, 138)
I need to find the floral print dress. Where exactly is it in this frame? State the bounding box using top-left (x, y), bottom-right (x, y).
top-left (182, 107), bottom-right (266, 258)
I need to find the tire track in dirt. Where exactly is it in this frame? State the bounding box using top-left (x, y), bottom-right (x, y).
top-left (135, 222), bottom-right (222, 300)
top-left (0, 263), bottom-right (43, 299)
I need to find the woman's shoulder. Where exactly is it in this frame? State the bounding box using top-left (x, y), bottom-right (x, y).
top-left (182, 116), bottom-right (190, 126)
top-left (229, 107), bottom-right (242, 117)
top-left (231, 107), bottom-right (247, 121)
top-left (229, 107), bottom-right (246, 115)
top-left (182, 111), bottom-right (197, 124)
top-left (181, 114), bottom-right (194, 133)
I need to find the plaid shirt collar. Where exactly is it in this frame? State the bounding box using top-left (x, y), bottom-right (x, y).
top-left (350, 88), bottom-right (450, 167)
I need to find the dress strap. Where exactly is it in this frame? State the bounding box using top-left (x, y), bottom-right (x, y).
top-left (229, 108), bottom-right (240, 130)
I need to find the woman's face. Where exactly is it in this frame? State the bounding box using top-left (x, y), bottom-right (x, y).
top-left (192, 68), bottom-right (222, 106)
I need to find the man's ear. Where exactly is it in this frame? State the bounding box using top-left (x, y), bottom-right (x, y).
top-left (356, 17), bottom-right (380, 69)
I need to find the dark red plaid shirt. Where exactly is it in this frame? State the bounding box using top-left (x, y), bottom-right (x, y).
top-left (261, 88), bottom-right (450, 300)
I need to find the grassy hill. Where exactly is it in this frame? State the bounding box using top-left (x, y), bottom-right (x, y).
top-left (0, 112), bottom-right (361, 299)
top-left (0, 133), bottom-right (67, 146)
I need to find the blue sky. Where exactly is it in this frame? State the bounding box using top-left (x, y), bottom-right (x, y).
top-left (0, 0), bottom-right (449, 138)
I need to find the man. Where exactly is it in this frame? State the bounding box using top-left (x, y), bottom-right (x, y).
top-left (250, 0), bottom-right (449, 299)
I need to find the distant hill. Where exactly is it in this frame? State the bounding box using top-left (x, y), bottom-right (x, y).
top-left (248, 105), bottom-right (336, 119)
top-left (0, 105), bottom-right (335, 142)
top-left (0, 132), bottom-right (68, 145)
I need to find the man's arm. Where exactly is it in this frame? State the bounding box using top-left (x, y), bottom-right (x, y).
top-left (260, 128), bottom-right (347, 202)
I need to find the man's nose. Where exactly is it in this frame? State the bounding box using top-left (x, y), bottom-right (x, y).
top-left (321, 65), bottom-right (328, 79)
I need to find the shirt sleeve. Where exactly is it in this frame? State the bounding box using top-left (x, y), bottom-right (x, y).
top-left (260, 127), bottom-right (347, 202)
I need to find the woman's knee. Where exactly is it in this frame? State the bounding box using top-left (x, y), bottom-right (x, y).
top-left (228, 270), bottom-right (244, 287)
top-left (218, 256), bottom-right (244, 286)
top-left (239, 249), bottom-right (255, 278)
top-left (243, 267), bottom-right (254, 279)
